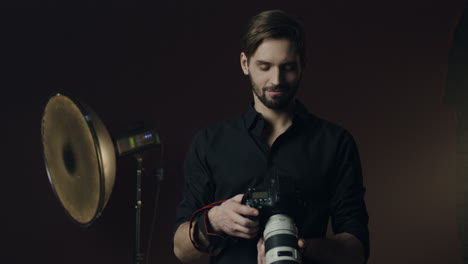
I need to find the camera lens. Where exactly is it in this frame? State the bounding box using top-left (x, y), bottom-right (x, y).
top-left (263, 214), bottom-right (301, 264)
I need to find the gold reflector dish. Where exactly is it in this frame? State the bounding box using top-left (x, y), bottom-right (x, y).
top-left (41, 93), bottom-right (116, 226)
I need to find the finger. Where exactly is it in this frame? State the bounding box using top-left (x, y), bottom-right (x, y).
top-left (231, 194), bottom-right (244, 203)
top-left (257, 237), bottom-right (264, 254)
top-left (257, 237), bottom-right (264, 248)
top-left (298, 238), bottom-right (306, 249)
top-left (232, 203), bottom-right (259, 216)
top-left (257, 242), bottom-right (263, 264)
top-left (257, 237), bottom-right (266, 264)
top-left (228, 222), bottom-right (255, 235)
top-left (231, 223), bottom-right (259, 237)
top-left (221, 215), bottom-right (258, 237)
top-left (230, 228), bottom-right (258, 239)
top-left (232, 231), bottom-right (257, 239)
top-left (230, 231), bottom-right (252, 239)
top-left (232, 213), bottom-right (259, 228)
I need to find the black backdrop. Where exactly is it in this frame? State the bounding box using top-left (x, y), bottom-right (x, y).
top-left (2, 1), bottom-right (466, 263)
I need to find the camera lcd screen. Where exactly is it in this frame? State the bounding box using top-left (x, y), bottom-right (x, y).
top-left (252, 191), bottom-right (268, 199)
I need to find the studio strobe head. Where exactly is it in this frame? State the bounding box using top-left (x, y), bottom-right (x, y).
top-left (263, 214), bottom-right (301, 264)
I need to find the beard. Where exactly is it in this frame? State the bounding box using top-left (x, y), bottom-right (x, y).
top-left (250, 76), bottom-right (299, 110)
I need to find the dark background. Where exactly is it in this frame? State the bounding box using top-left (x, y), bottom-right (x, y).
top-left (2, 0), bottom-right (466, 263)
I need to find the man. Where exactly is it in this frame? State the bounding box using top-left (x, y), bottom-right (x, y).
top-left (173, 10), bottom-right (369, 264)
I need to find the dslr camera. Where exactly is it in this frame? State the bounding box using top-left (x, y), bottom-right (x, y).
top-left (242, 174), bottom-right (304, 264)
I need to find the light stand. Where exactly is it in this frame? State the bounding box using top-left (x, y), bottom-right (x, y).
top-left (134, 154), bottom-right (144, 264)
top-left (115, 126), bottom-right (161, 264)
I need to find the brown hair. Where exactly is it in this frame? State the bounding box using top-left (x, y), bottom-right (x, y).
top-left (242, 10), bottom-right (306, 68)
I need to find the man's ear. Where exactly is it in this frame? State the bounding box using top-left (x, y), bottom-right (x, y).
top-left (240, 52), bottom-right (249, 75)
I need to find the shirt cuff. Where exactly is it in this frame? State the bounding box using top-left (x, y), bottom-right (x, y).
top-left (197, 209), bottom-right (230, 255)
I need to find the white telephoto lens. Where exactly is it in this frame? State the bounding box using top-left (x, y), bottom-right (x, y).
top-left (263, 214), bottom-right (301, 264)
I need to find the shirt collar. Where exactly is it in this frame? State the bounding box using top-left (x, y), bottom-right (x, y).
top-left (243, 99), bottom-right (311, 131)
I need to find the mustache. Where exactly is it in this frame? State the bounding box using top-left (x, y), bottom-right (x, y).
top-left (263, 85), bottom-right (288, 92)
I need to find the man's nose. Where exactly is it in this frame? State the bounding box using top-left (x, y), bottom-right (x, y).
top-left (269, 67), bottom-right (283, 86)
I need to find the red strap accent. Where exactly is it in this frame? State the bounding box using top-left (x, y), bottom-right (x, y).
top-left (188, 200), bottom-right (227, 256)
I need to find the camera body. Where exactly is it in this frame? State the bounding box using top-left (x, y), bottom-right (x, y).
top-left (242, 187), bottom-right (275, 224)
top-left (242, 175), bottom-right (304, 226)
top-left (242, 175), bottom-right (304, 264)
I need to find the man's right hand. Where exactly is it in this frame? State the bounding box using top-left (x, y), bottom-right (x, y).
top-left (207, 194), bottom-right (260, 239)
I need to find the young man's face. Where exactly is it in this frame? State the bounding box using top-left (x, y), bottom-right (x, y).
top-left (241, 38), bottom-right (302, 110)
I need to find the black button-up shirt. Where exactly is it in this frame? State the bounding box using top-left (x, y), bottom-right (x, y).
top-left (174, 101), bottom-right (369, 264)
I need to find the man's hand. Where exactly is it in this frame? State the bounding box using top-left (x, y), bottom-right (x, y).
top-left (207, 194), bottom-right (260, 239)
top-left (257, 237), bottom-right (266, 264)
top-left (256, 237), bottom-right (307, 264)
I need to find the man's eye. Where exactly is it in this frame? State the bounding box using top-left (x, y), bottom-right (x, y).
top-left (283, 65), bottom-right (296, 71)
top-left (259, 66), bottom-right (270, 71)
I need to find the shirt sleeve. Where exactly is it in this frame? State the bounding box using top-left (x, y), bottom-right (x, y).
top-left (330, 131), bottom-right (370, 261)
top-left (174, 129), bottom-right (215, 234)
